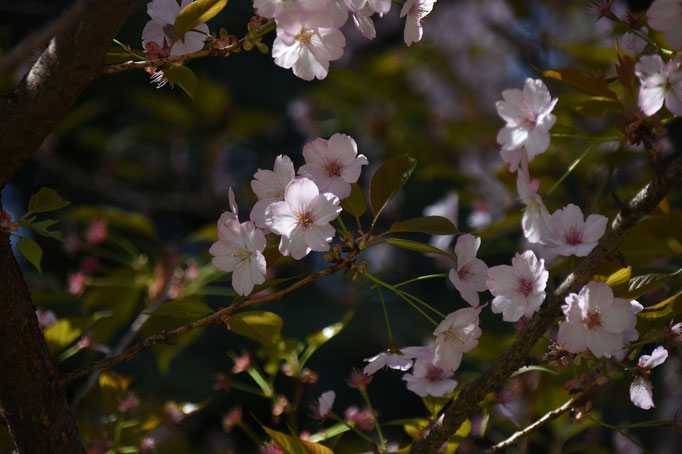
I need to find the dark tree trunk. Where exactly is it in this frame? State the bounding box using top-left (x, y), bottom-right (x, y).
top-left (0, 220), bottom-right (85, 453)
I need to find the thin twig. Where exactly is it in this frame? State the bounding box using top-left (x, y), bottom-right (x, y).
top-left (102, 20), bottom-right (275, 75)
top-left (59, 249), bottom-right (359, 386)
top-left (483, 379), bottom-right (602, 453)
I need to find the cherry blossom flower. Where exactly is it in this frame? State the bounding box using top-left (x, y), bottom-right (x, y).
top-left (647, 0), bottom-right (682, 50)
top-left (630, 346), bottom-right (668, 410)
top-left (344, 406), bottom-right (375, 430)
top-left (403, 345), bottom-right (458, 397)
top-left (400, 0), bottom-right (437, 46)
top-left (209, 219), bottom-right (267, 296)
top-left (448, 235), bottom-right (489, 307)
top-left (313, 391), bottom-right (336, 418)
top-left (86, 219), bottom-right (108, 244)
top-left (344, 1), bottom-right (377, 39)
top-left (433, 307), bottom-right (482, 371)
top-left (254, 0), bottom-right (330, 19)
top-left (299, 133), bottom-right (368, 199)
top-left (496, 78), bottom-right (558, 166)
top-left (634, 54), bottom-right (682, 116)
top-left (487, 250), bottom-right (548, 322)
top-left (363, 349), bottom-right (414, 375)
top-left (272, 11), bottom-right (346, 81)
top-left (250, 155), bottom-right (296, 229)
top-left (142, 0), bottom-right (210, 57)
top-left (557, 281), bottom-right (643, 358)
top-left (517, 168), bottom-right (552, 244)
top-left (545, 204), bottom-right (608, 257)
top-left (264, 178), bottom-right (342, 259)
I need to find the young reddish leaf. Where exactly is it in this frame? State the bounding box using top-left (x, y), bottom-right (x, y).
top-left (174, 0), bottom-right (227, 36)
top-left (542, 67), bottom-right (618, 100)
top-left (369, 155), bottom-right (417, 219)
top-left (390, 216), bottom-right (459, 235)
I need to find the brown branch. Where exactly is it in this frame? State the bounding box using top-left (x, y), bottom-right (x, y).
top-left (0, 0), bottom-right (93, 76)
top-left (0, 0), bottom-right (138, 188)
top-left (410, 156), bottom-right (682, 454)
top-left (0, 202), bottom-right (85, 454)
top-left (483, 378), bottom-right (603, 453)
top-left (60, 249), bottom-right (360, 386)
top-left (102, 20), bottom-right (275, 75)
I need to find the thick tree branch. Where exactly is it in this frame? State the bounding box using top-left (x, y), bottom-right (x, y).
top-left (410, 157), bottom-right (682, 454)
top-left (0, 0), bottom-right (138, 188)
top-left (60, 249), bottom-right (360, 385)
top-left (483, 378), bottom-right (603, 453)
top-left (0, 206), bottom-right (85, 453)
top-left (0, 0), bottom-right (93, 77)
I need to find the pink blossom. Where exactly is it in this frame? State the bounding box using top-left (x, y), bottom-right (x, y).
top-left (517, 168), bottom-right (552, 244)
top-left (313, 391), bottom-right (336, 418)
top-left (264, 178), bottom-right (342, 259)
top-left (363, 349), bottom-right (414, 375)
top-left (367, 0), bottom-right (391, 15)
top-left (634, 54), bottom-right (682, 116)
top-left (36, 309), bottom-right (57, 329)
top-left (630, 346), bottom-right (668, 410)
top-left (344, 406), bottom-right (375, 431)
top-left (448, 234), bottom-right (489, 307)
top-left (344, 1), bottom-right (377, 39)
top-left (68, 271), bottom-right (88, 295)
top-left (142, 0), bottom-right (210, 56)
top-left (557, 281), bottom-right (643, 358)
top-left (272, 11), bottom-right (346, 81)
top-left (433, 307), bottom-right (482, 371)
top-left (648, 0), bottom-right (682, 50)
top-left (403, 345), bottom-right (458, 397)
top-left (86, 218), bottom-right (108, 244)
top-left (250, 155), bottom-right (296, 229)
top-left (496, 78), bottom-right (558, 166)
top-left (222, 406), bottom-right (243, 432)
top-left (545, 204), bottom-right (608, 257)
top-left (299, 133), bottom-right (368, 199)
top-left (209, 219), bottom-right (267, 296)
top-left (487, 250), bottom-right (548, 322)
top-left (400, 0), bottom-right (437, 46)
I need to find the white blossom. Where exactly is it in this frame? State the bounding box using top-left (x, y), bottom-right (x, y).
top-left (433, 307), bottom-right (482, 371)
top-left (250, 155), bottom-right (296, 229)
top-left (142, 0), bottom-right (209, 56)
top-left (545, 203), bottom-right (608, 257)
top-left (630, 346), bottom-right (668, 410)
top-left (448, 235), bottom-right (489, 307)
top-left (517, 168), bottom-right (552, 244)
top-left (487, 250), bottom-right (548, 322)
top-left (648, 0), bottom-right (682, 50)
top-left (264, 178), bottom-right (341, 259)
top-left (634, 54), bottom-right (682, 116)
top-left (402, 345), bottom-right (457, 397)
top-left (496, 78), bottom-right (557, 167)
top-left (400, 0), bottom-right (437, 46)
top-left (363, 349), bottom-right (414, 375)
top-left (557, 281), bottom-right (643, 358)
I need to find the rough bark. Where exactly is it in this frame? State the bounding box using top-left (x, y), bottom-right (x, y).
top-left (410, 156), bottom-right (682, 454)
top-left (0, 0), bottom-right (138, 188)
top-left (0, 221), bottom-right (85, 453)
top-left (0, 0), bottom-right (138, 452)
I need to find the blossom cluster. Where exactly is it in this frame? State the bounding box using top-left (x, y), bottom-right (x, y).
top-left (141, 0), bottom-right (439, 81)
top-left (209, 133), bottom-right (367, 295)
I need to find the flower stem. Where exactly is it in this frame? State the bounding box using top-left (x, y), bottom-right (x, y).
top-left (377, 286), bottom-right (393, 345)
top-left (394, 273), bottom-right (448, 288)
top-left (547, 141), bottom-right (599, 195)
top-left (359, 389), bottom-right (387, 452)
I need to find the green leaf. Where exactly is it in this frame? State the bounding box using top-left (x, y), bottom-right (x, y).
top-left (26, 188), bottom-right (70, 215)
top-left (145, 298), bottom-right (213, 319)
top-left (541, 68), bottom-right (618, 100)
top-left (389, 216), bottom-right (459, 235)
top-left (261, 426), bottom-right (323, 454)
top-left (68, 206), bottom-right (157, 238)
top-left (174, 0), bottom-right (227, 36)
top-left (340, 183), bottom-right (367, 218)
top-left (385, 238), bottom-right (454, 260)
top-left (17, 237), bottom-right (42, 272)
top-left (369, 155), bottom-right (417, 219)
top-left (573, 96), bottom-right (623, 117)
top-left (637, 292), bottom-right (682, 331)
top-left (511, 365), bottom-right (558, 378)
top-left (229, 311), bottom-right (283, 345)
top-left (299, 311), bottom-right (354, 368)
top-left (26, 218), bottom-right (65, 242)
top-left (621, 268), bottom-right (682, 300)
top-left (164, 65), bottom-right (198, 98)
top-left (43, 312), bottom-right (109, 351)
